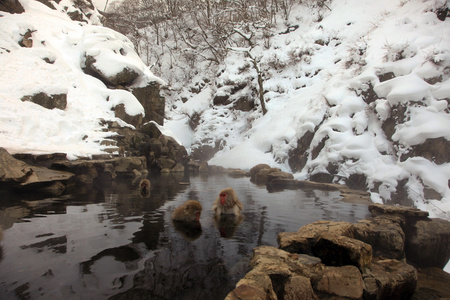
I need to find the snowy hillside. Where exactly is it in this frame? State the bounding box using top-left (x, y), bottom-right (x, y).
top-left (160, 0), bottom-right (450, 220)
top-left (0, 0), bottom-right (161, 159)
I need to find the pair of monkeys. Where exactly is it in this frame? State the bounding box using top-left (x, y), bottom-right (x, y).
top-left (139, 179), bottom-right (243, 222)
top-left (171, 187), bottom-right (244, 222)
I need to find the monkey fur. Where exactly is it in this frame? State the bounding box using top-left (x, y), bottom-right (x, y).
top-left (139, 179), bottom-right (151, 197)
top-left (212, 187), bottom-right (244, 217)
top-left (172, 200), bottom-right (203, 222)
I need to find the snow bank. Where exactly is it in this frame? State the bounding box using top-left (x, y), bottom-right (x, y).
top-left (0, 0), bottom-right (160, 158)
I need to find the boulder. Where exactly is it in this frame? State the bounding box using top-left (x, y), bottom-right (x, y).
top-left (354, 215), bottom-right (406, 260)
top-left (313, 232), bottom-right (372, 271)
top-left (0, 148), bottom-right (74, 195)
top-left (228, 169), bottom-right (250, 177)
top-left (112, 103), bottom-right (143, 128)
top-left (363, 259), bottom-right (417, 300)
top-left (315, 265), bottom-right (364, 299)
top-left (132, 82), bottom-right (165, 126)
top-left (249, 163), bottom-right (271, 181)
top-left (0, 0), bottom-right (24, 13)
top-left (405, 218), bottom-right (450, 268)
top-left (369, 203), bottom-right (429, 219)
top-left (278, 221), bottom-right (356, 255)
top-left (52, 156), bottom-right (147, 183)
top-left (21, 92), bottom-right (67, 110)
top-left (84, 55), bottom-right (140, 86)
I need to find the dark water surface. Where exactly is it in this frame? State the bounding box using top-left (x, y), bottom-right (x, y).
top-left (0, 174), bottom-right (370, 299)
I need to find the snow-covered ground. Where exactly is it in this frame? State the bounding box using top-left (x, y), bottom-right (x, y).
top-left (0, 0), bottom-right (160, 159)
top-left (162, 0), bottom-right (450, 222)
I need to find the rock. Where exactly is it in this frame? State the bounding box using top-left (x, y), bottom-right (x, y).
top-left (225, 284), bottom-right (269, 300)
top-left (315, 265), bottom-right (364, 299)
top-left (254, 168), bottom-right (281, 185)
top-left (413, 267), bottom-right (450, 299)
top-left (283, 275), bottom-right (316, 300)
top-left (52, 156), bottom-right (146, 183)
top-left (12, 153), bottom-right (67, 168)
top-left (19, 29), bottom-right (33, 48)
top-left (363, 259), bottom-right (417, 300)
top-left (228, 169), bottom-right (249, 177)
top-left (369, 203), bottom-right (429, 219)
top-left (266, 171), bottom-right (294, 182)
top-left (21, 92), bottom-right (67, 110)
top-left (0, 147), bottom-right (34, 183)
top-left (112, 103), bottom-right (143, 128)
top-left (171, 163), bottom-right (185, 173)
top-left (400, 137), bottom-right (450, 165)
top-left (354, 215), bottom-right (406, 260)
top-left (0, 0), bottom-right (24, 13)
top-left (313, 232), bottom-right (372, 271)
top-left (278, 221), bottom-right (356, 255)
top-left (0, 148), bottom-right (74, 195)
top-left (249, 163), bottom-right (271, 181)
top-left (132, 82), bottom-right (165, 126)
top-left (288, 130), bottom-right (315, 173)
top-left (405, 218), bottom-right (450, 268)
top-left (85, 55), bottom-right (140, 86)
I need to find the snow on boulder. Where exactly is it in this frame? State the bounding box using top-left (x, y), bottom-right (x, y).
top-left (81, 26), bottom-right (146, 87)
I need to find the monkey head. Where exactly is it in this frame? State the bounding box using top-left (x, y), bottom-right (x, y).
top-left (218, 188), bottom-right (237, 207)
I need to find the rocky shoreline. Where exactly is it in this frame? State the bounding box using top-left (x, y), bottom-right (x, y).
top-left (225, 204), bottom-right (450, 300)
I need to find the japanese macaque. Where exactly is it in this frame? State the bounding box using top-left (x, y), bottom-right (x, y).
top-left (172, 200), bottom-right (202, 222)
top-left (139, 179), bottom-right (151, 198)
top-left (212, 187), bottom-right (244, 217)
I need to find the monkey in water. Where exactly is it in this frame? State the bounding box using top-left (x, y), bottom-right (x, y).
top-left (212, 187), bottom-right (244, 217)
top-left (172, 200), bottom-right (203, 222)
top-left (139, 179), bottom-right (151, 198)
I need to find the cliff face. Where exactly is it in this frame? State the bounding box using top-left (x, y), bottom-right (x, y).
top-left (0, 0), bottom-right (165, 159)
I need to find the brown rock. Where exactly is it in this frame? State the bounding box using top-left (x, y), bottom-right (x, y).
top-left (278, 221), bottom-right (356, 255)
top-left (315, 265), bottom-right (364, 299)
top-left (354, 215), bottom-right (406, 260)
top-left (369, 203), bottom-right (429, 219)
top-left (21, 92), bottom-right (67, 110)
top-left (0, 0), bottom-right (24, 13)
top-left (313, 232), bottom-right (372, 271)
top-left (363, 259), bottom-right (417, 300)
top-left (405, 218), bottom-right (450, 268)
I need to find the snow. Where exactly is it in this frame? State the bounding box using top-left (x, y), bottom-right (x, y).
top-left (0, 0), bottom-right (161, 158)
top-left (159, 0), bottom-right (450, 228)
top-left (0, 0), bottom-right (449, 272)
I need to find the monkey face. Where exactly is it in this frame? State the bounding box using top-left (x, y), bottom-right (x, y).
top-left (220, 192), bottom-right (227, 205)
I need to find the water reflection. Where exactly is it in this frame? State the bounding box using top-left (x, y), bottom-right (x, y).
top-left (0, 174), bottom-right (370, 299)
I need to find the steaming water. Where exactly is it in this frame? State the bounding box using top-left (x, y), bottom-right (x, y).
top-left (0, 174), bottom-right (370, 299)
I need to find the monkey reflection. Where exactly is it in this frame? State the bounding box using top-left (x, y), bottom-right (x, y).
top-left (212, 187), bottom-right (244, 217)
top-left (214, 214), bottom-right (243, 238)
top-left (139, 179), bottom-right (151, 198)
top-left (171, 200), bottom-right (203, 241)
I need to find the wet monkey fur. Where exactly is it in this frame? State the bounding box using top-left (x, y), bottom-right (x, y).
top-left (212, 187), bottom-right (243, 217)
top-left (172, 200), bottom-right (203, 222)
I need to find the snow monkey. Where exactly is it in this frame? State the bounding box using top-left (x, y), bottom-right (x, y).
top-left (172, 200), bottom-right (203, 222)
top-left (139, 179), bottom-right (151, 198)
top-left (212, 187), bottom-right (244, 217)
